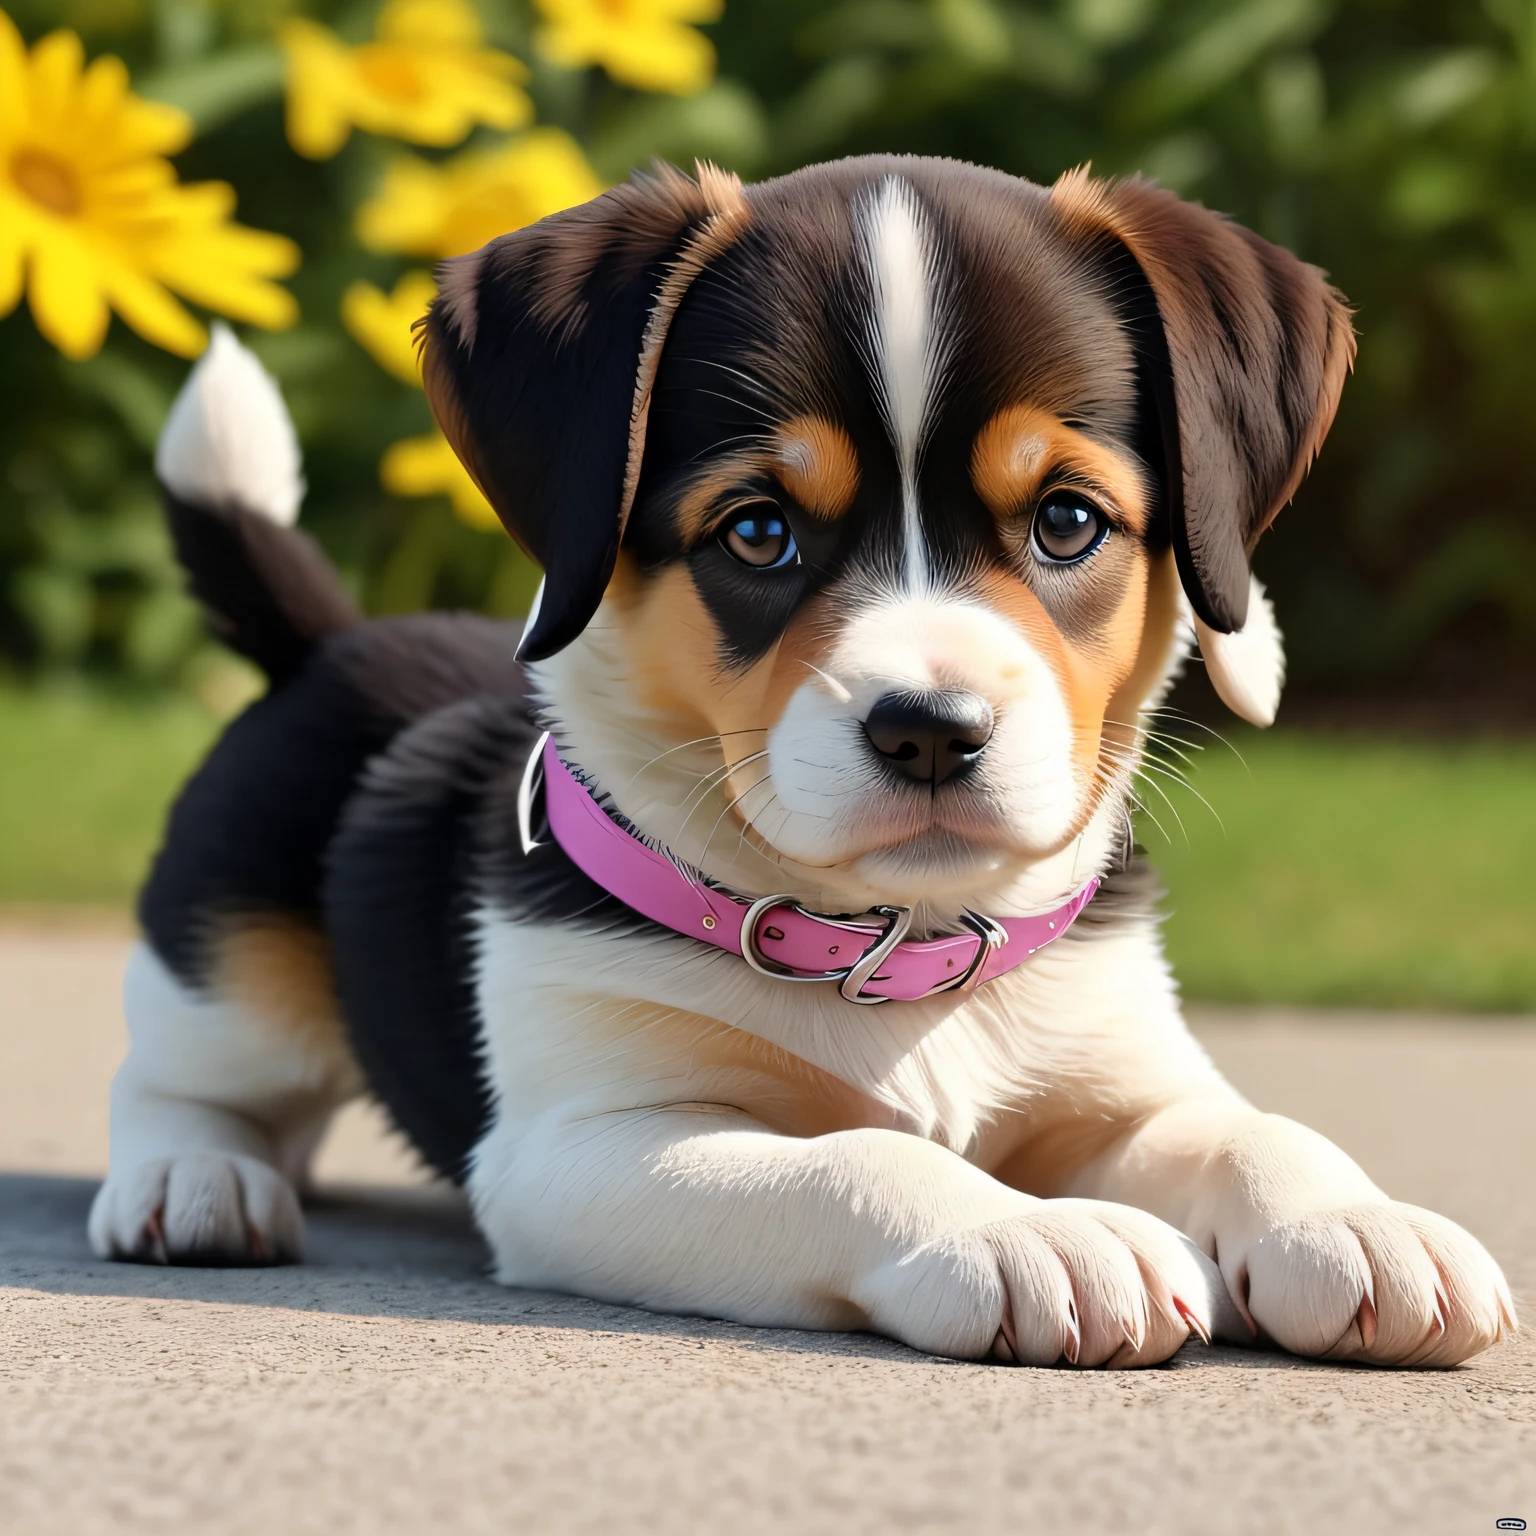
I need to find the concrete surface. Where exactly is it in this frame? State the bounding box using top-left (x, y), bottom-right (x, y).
top-left (1, 920), bottom-right (1532, 1536)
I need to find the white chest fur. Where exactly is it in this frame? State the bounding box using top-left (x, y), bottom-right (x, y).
top-left (471, 900), bottom-right (1223, 1165)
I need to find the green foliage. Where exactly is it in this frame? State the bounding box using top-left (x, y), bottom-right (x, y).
top-left (2, 0), bottom-right (1535, 698)
top-left (1150, 730), bottom-right (1536, 1012)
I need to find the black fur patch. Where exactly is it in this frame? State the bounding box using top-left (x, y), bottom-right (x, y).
top-left (325, 702), bottom-right (673, 1181)
top-left (164, 491), bottom-right (359, 683)
top-left (324, 696), bottom-right (533, 1181)
top-left (140, 614), bottom-right (524, 990)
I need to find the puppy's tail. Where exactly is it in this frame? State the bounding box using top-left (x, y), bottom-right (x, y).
top-left (156, 324), bottom-right (360, 682)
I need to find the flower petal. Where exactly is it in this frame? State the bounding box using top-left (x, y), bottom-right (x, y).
top-left (0, 9), bottom-right (29, 144)
top-left (604, 23), bottom-right (717, 93)
top-left (99, 260), bottom-right (206, 357)
top-left (28, 29), bottom-right (86, 132)
top-left (381, 430), bottom-right (498, 528)
top-left (355, 154), bottom-right (449, 254)
top-left (28, 224), bottom-right (109, 359)
top-left (342, 270), bottom-right (435, 384)
top-left (378, 0), bottom-right (483, 48)
top-left (279, 19), bottom-right (355, 159)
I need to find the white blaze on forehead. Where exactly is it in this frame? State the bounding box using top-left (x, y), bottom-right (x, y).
top-left (856, 176), bottom-right (950, 590)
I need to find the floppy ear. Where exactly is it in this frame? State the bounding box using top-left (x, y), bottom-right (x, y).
top-left (1051, 170), bottom-right (1354, 725)
top-left (420, 161), bottom-right (750, 662)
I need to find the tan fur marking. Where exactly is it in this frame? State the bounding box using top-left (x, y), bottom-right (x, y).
top-left (974, 563), bottom-right (1149, 819)
top-left (972, 404), bottom-right (1150, 538)
top-left (211, 917), bottom-right (362, 1094)
top-left (771, 416), bottom-right (860, 519)
top-left (604, 564), bottom-right (844, 855)
top-left (670, 417), bottom-right (859, 544)
top-left (584, 997), bottom-right (890, 1141)
top-left (671, 451), bottom-right (773, 544)
top-left (1048, 164), bottom-right (1121, 243)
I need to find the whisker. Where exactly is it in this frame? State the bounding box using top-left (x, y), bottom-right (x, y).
top-left (1098, 748), bottom-right (1188, 845)
top-left (623, 729), bottom-right (768, 790)
top-left (1142, 707), bottom-right (1249, 769)
top-left (678, 750), bottom-right (770, 822)
top-left (1093, 763), bottom-right (1171, 846)
top-left (700, 768), bottom-right (778, 865)
top-left (674, 751), bottom-right (771, 849)
top-left (1102, 715), bottom-right (1207, 772)
top-left (798, 660), bottom-right (854, 705)
top-left (1099, 742), bottom-right (1224, 839)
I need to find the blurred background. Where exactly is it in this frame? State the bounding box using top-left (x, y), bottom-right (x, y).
top-left (0, 0), bottom-right (1532, 1011)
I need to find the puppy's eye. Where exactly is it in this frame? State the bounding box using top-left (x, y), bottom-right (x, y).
top-left (1032, 493), bottom-right (1108, 563)
top-left (722, 507), bottom-right (798, 570)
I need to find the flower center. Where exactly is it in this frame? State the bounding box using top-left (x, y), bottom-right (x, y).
top-left (11, 148), bottom-right (82, 216)
top-left (357, 49), bottom-right (428, 103)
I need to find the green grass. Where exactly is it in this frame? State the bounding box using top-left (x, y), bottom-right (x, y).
top-left (0, 688), bottom-right (1531, 1011)
top-left (1147, 731), bottom-right (1536, 1013)
top-left (0, 688), bottom-right (220, 908)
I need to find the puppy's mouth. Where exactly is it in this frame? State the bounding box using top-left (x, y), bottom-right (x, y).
top-left (725, 767), bottom-right (1054, 872)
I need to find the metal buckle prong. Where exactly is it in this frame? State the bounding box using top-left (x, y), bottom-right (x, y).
top-left (837, 904), bottom-right (913, 1005)
top-left (923, 907), bottom-right (1008, 996)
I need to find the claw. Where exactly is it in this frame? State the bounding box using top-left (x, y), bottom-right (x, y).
top-left (1496, 1279), bottom-right (1519, 1338)
top-left (136, 1208), bottom-right (168, 1265)
top-left (998, 1285), bottom-right (1019, 1360)
top-left (1174, 1294), bottom-right (1211, 1346)
top-left (1356, 1287), bottom-right (1378, 1352)
top-left (1429, 1284), bottom-right (1447, 1341)
top-left (1120, 1296), bottom-right (1147, 1355)
top-left (1062, 1299), bottom-right (1081, 1366)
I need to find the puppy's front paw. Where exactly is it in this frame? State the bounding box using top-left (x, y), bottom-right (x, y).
top-left (1229, 1202), bottom-right (1516, 1366)
top-left (852, 1199), bottom-right (1233, 1368)
top-left (88, 1153), bottom-right (303, 1265)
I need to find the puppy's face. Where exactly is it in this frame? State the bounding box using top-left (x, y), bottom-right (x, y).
top-left (426, 158), bottom-right (1352, 916)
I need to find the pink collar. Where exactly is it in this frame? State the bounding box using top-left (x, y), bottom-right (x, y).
top-left (524, 734), bottom-right (1098, 1006)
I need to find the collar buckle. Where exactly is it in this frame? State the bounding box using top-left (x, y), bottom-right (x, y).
top-left (739, 895), bottom-right (913, 1005)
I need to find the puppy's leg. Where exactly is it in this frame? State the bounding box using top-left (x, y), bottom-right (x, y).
top-left (89, 933), bottom-right (362, 1265)
top-left (1066, 1096), bottom-right (1516, 1365)
top-left (470, 1106), bottom-right (1230, 1366)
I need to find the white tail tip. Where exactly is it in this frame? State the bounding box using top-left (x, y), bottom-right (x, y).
top-left (1194, 576), bottom-right (1285, 728)
top-left (155, 323), bottom-right (304, 526)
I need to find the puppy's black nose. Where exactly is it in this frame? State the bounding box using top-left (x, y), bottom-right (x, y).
top-left (863, 690), bottom-right (995, 786)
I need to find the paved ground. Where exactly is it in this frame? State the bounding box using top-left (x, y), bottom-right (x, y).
top-left (1, 921), bottom-right (1532, 1535)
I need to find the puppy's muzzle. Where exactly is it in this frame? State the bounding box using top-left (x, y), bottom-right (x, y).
top-left (863, 690), bottom-right (995, 787)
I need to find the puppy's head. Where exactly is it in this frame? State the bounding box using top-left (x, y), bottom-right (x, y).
top-left (423, 156), bottom-right (1352, 914)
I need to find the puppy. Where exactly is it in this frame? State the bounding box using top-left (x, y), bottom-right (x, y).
top-left (91, 156), bottom-right (1515, 1368)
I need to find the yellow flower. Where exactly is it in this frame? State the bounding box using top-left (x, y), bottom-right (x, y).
top-left (341, 268), bottom-right (436, 384)
top-left (381, 430), bottom-right (499, 530)
top-left (0, 13), bottom-right (298, 360)
top-left (342, 270), bottom-right (496, 530)
top-left (534, 0), bottom-right (722, 95)
top-left (356, 128), bottom-right (603, 259)
top-left (281, 0), bottom-right (531, 161)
